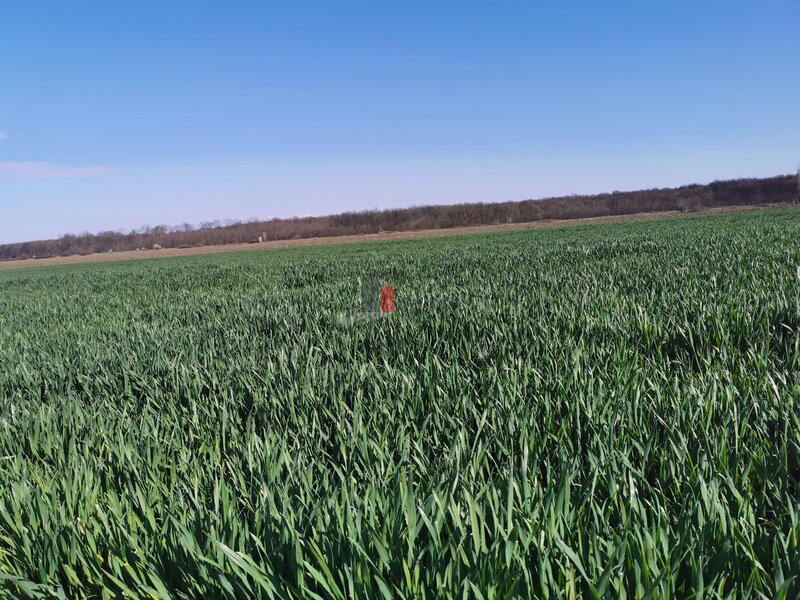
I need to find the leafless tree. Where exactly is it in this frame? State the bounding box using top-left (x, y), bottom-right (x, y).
top-left (796, 162), bottom-right (799, 203)
top-left (1, 175), bottom-right (798, 260)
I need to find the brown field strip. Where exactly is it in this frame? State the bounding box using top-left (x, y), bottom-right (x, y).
top-left (0, 204), bottom-right (783, 272)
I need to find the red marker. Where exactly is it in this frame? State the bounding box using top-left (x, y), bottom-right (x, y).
top-left (380, 286), bottom-right (395, 313)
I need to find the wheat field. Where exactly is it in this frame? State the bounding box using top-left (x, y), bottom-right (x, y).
top-left (1, 208), bottom-right (798, 598)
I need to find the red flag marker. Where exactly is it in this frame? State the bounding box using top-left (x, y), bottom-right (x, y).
top-left (380, 286), bottom-right (395, 313)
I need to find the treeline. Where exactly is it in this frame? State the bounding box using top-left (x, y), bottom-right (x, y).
top-left (2, 174), bottom-right (797, 261)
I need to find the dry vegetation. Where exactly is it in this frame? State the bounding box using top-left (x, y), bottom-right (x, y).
top-left (1, 174), bottom-right (796, 262)
top-left (0, 204), bottom-right (775, 272)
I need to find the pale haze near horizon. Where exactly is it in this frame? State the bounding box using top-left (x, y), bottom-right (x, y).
top-left (1, 0), bottom-right (798, 245)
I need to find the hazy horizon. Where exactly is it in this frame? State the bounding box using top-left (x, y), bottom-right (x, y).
top-left (1, 168), bottom-right (794, 245)
top-left (2, 0), bottom-right (798, 244)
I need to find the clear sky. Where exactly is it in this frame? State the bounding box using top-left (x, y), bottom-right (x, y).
top-left (1, 0), bottom-right (798, 244)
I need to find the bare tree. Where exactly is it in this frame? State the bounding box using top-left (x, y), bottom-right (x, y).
top-left (2, 174), bottom-right (799, 261)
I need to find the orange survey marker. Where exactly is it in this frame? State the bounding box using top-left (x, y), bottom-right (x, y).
top-left (380, 286), bottom-right (395, 313)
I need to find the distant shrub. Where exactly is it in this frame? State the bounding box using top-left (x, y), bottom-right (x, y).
top-left (1, 175), bottom-right (795, 260)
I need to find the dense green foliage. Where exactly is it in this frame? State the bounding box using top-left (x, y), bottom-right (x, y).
top-left (1, 209), bottom-right (799, 599)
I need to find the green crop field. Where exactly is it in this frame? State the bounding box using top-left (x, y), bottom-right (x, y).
top-left (1, 208), bottom-right (799, 599)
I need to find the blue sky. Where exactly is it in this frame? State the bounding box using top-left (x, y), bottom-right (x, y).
top-left (1, 0), bottom-right (798, 244)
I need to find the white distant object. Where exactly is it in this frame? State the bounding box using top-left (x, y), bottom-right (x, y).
top-left (153, 244), bottom-right (163, 250)
top-left (258, 235), bottom-right (263, 243)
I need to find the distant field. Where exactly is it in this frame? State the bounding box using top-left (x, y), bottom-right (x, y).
top-left (0, 208), bottom-right (798, 598)
top-left (0, 204), bottom-right (778, 272)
